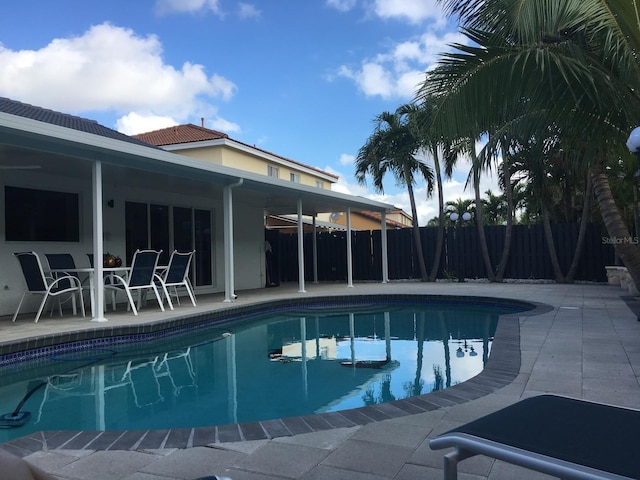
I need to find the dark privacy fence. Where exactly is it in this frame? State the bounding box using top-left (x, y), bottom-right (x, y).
top-left (266, 223), bottom-right (616, 284)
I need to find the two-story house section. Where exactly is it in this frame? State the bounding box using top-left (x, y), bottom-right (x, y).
top-left (134, 123), bottom-right (338, 189)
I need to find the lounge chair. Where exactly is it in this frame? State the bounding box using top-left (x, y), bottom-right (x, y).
top-left (12, 252), bottom-right (85, 323)
top-left (429, 394), bottom-right (640, 479)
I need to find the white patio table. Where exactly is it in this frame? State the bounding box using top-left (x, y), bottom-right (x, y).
top-left (49, 266), bottom-right (130, 319)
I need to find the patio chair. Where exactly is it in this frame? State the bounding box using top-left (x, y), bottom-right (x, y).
top-left (104, 249), bottom-right (164, 315)
top-left (155, 250), bottom-right (197, 309)
top-left (12, 252), bottom-right (85, 323)
top-left (45, 253), bottom-right (87, 315)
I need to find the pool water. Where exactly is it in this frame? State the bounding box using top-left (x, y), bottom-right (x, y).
top-left (0, 300), bottom-right (525, 443)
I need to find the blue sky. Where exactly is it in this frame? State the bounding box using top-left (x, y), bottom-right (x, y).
top-left (0, 0), bottom-right (497, 224)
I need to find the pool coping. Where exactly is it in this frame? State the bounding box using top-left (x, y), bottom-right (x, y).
top-left (0, 295), bottom-right (550, 457)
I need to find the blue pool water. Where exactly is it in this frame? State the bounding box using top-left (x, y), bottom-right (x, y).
top-left (0, 299), bottom-right (528, 443)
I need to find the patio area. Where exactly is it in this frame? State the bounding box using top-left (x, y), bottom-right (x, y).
top-left (1, 280), bottom-right (639, 479)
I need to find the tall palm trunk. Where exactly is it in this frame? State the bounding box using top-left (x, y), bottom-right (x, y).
top-left (592, 170), bottom-right (640, 289)
top-left (541, 205), bottom-right (566, 282)
top-left (472, 150), bottom-right (495, 281)
top-left (495, 143), bottom-right (513, 281)
top-left (429, 146), bottom-right (445, 281)
top-left (407, 179), bottom-right (429, 281)
top-left (566, 173), bottom-right (593, 282)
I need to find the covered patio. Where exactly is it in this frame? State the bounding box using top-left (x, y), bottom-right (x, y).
top-left (0, 98), bottom-right (394, 322)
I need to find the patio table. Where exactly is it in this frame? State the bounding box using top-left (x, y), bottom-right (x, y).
top-left (49, 266), bottom-right (129, 319)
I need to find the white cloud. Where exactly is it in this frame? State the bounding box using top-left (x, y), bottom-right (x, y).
top-left (330, 174), bottom-right (373, 197)
top-left (373, 0), bottom-right (447, 26)
top-left (155, 0), bottom-right (222, 15)
top-left (116, 112), bottom-right (177, 135)
top-left (209, 117), bottom-right (241, 133)
top-left (339, 153), bottom-right (355, 166)
top-left (0, 23), bottom-right (237, 129)
top-left (210, 73), bottom-right (238, 100)
top-left (336, 30), bottom-right (466, 99)
top-left (238, 3), bottom-right (261, 19)
top-left (326, 0), bottom-right (358, 12)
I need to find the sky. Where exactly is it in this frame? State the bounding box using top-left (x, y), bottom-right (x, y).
top-left (0, 0), bottom-right (498, 225)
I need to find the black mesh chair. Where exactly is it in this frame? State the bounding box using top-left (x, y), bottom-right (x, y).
top-left (12, 252), bottom-right (85, 323)
top-left (155, 250), bottom-right (197, 309)
top-left (44, 253), bottom-right (89, 314)
top-left (104, 249), bottom-right (164, 315)
top-left (45, 253), bottom-right (84, 284)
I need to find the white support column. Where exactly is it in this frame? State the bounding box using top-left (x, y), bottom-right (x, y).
top-left (312, 215), bottom-right (318, 284)
top-left (91, 160), bottom-right (107, 322)
top-left (223, 179), bottom-right (243, 302)
top-left (346, 207), bottom-right (353, 287)
top-left (381, 210), bottom-right (389, 283)
top-left (297, 199), bottom-right (306, 293)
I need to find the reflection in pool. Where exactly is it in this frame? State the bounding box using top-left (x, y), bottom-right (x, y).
top-left (0, 300), bottom-right (526, 443)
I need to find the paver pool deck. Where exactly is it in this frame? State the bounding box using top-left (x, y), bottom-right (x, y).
top-left (1, 281), bottom-right (639, 480)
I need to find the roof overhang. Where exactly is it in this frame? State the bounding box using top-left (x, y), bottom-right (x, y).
top-left (0, 112), bottom-right (394, 217)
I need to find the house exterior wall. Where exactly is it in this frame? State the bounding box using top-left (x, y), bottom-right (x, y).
top-left (0, 170), bottom-right (265, 318)
top-left (387, 210), bottom-right (413, 227)
top-left (174, 146), bottom-right (224, 166)
top-left (170, 144), bottom-right (330, 189)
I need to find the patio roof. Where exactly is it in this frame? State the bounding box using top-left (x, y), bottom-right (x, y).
top-left (0, 98), bottom-right (393, 217)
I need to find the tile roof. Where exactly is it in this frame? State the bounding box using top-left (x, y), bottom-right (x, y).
top-left (0, 97), bottom-right (156, 148)
top-left (133, 123), bottom-right (228, 146)
top-left (135, 123), bottom-right (339, 180)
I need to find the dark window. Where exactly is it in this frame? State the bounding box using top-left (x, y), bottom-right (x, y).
top-left (125, 201), bottom-right (148, 265)
top-left (194, 208), bottom-right (212, 286)
top-left (5, 186), bottom-right (80, 242)
top-left (173, 207), bottom-right (193, 252)
top-left (150, 204), bottom-right (170, 265)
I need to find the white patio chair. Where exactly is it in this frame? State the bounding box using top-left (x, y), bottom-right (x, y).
top-left (12, 252), bottom-right (85, 323)
top-left (155, 250), bottom-right (197, 309)
top-left (104, 249), bottom-right (164, 315)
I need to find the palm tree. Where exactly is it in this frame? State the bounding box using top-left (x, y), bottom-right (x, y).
top-left (355, 105), bottom-right (435, 282)
top-left (410, 98), bottom-right (455, 281)
top-left (419, 0), bottom-right (640, 287)
top-left (482, 190), bottom-right (507, 225)
top-left (444, 198), bottom-right (475, 226)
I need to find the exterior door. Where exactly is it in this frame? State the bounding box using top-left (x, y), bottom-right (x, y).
top-left (125, 201), bottom-right (213, 287)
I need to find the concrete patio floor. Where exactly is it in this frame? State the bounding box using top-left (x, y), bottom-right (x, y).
top-left (1, 280), bottom-right (639, 479)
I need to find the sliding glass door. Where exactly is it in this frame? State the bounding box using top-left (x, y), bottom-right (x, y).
top-left (125, 201), bottom-right (213, 287)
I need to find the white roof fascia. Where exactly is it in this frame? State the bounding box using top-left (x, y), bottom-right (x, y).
top-left (162, 137), bottom-right (338, 184)
top-left (0, 112), bottom-right (394, 213)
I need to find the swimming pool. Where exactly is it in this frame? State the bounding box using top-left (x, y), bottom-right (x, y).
top-left (0, 296), bottom-right (532, 444)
